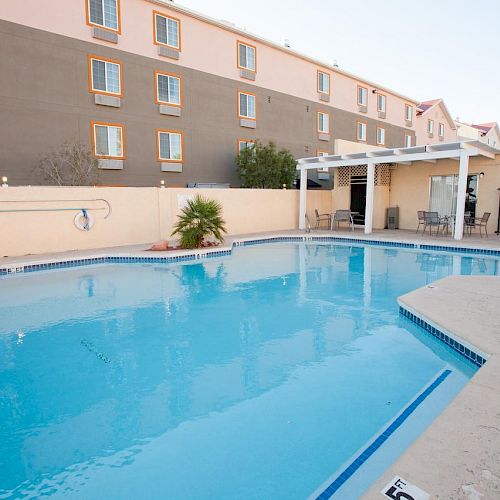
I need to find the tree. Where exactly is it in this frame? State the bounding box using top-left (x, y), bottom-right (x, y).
top-left (172, 195), bottom-right (227, 249)
top-left (36, 141), bottom-right (100, 186)
top-left (236, 140), bottom-right (297, 189)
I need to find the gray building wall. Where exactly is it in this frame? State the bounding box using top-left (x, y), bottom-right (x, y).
top-left (0, 20), bottom-right (415, 187)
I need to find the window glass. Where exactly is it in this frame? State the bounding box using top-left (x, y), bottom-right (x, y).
top-left (89, 0), bottom-right (118, 30)
top-left (157, 74), bottom-right (180, 104)
top-left (156, 14), bottom-right (179, 48)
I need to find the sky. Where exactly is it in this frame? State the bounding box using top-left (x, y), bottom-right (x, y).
top-left (177, 0), bottom-right (500, 124)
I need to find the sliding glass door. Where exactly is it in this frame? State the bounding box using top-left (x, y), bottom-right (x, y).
top-left (429, 174), bottom-right (478, 217)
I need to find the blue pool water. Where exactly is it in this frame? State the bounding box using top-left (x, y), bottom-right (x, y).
top-left (0, 242), bottom-right (497, 499)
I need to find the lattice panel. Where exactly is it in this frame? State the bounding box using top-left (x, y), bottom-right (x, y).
top-left (337, 167), bottom-right (351, 186)
top-left (375, 164), bottom-right (391, 186)
top-left (351, 165), bottom-right (367, 176)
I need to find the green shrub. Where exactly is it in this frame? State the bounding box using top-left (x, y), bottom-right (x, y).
top-left (236, 140), bottom-right (297, 188)
top-left (172, 195), bottom-right (227, 249)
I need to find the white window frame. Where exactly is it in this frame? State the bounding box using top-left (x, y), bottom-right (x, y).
top-left (405, 104), bottom-right (413, 122)
top-left (376, 127), bottom-right (385, 145)
top-left (357, 86), bottom-right (368, 107)
top-left (154, 12), bottom-right (180, 49)
top-left (377, 93), bottom-right (386, 113)
top-left (155, 72), bottom-right (181, 106)
top-left (237, 42), bottom-right (256, 72)
top-left (439, 122), bottom-right (445, 138)
top-left (89, 56), bottom-right (122, 96)
top-left (428, 119), bottom-right (434, 134)
top-left (357, 122), bottom-right (367, 142)
top-left (157, 130), bottom-right (183, 162)
top-left (404, 134), bottom-right (412, 148)
top-left (92, 122), bottom-right (124, 159)
top-left (317, 112), bottom-right (330, 133)
top-left (318, 71), bottom-right (330, 95)
top-left (87, 0), bottom-right (120, 32)
top-left (238, 92), bottom-right (256, 120)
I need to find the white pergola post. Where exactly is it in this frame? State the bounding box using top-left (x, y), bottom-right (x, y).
top-left (298, 167), bottom-right (307, 230)
top-left (453, 150), bottom-right (470, 240)
top-left (364, 161), bottom-right (376, 234)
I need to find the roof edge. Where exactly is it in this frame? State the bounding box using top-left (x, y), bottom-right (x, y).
top-left (148, 0), bottom-right (419, 104)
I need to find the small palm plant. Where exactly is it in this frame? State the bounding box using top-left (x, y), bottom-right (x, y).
top-left (172, 195), bottom-right (227, 249)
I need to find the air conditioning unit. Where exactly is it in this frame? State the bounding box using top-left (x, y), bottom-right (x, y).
top-left (386, 206), bottom-right (399, 229)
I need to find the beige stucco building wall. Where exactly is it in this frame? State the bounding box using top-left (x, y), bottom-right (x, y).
top-left (389, 156), bottom-right (500, 231)
top-left (0, 187), bottom-right (332, 258)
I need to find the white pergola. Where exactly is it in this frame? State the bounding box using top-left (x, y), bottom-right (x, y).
top-left (297, 141), bottom-right (499, 240)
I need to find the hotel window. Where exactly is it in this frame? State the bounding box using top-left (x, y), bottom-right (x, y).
top-left (376, 127), bottom-right (385, 145)
top-left (238, 92), bottom-right (256, 119)
top-left (405, 104), bottom-right (413, 122)
top-left (317, 71), bottom-right (330, 95)
top-left (357, 86), bottom-right (368, 107)
top-left (88, 56), bottom-right (122, 96)
top-left (238, 139), bottom-right (256, 153)
top-left (154, 12), bottom-right (180, 49)
top-left (237, 42), bottom-right (256, 72)
top-left (439, 122), bottom-right (445, 138)
top-left (155, 72), bottom-right (181, 106)
top-left (92, 122), bottom-right (124, 159)
top-left (87, 0), bottom-right (120, 32)
top-left (317, 112), bottom-right (330, 133)
top-left (428, 119), bottom-right (434, 135)
top-left (377, 94), bottom-right (386, 113)
top-left (317, 151), bottom-right (330, 173)
top-left (157, 130), bottom-right (183, 161)
top-left (404, 134), bottom-right (412, 148)
top-left (357, 122), bottom-right (367, 142)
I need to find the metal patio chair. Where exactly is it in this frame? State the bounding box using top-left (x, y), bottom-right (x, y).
top-left (314, 209), bottom-right (331, 230)
top-left (416, 210), bottom-right (426, 233)
top-left (423, 211), bottom-right (447, 236)
top-left (333, 210), bottom-right (354, 231)
top-left (471, 212), bottom-right (491, 238)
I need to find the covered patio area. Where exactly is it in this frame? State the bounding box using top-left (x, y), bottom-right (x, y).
top-left (297, 141), bottom-right (500, 241)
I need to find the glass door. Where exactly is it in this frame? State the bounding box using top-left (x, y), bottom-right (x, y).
top-left (429, 174), bottom-right (478, 218)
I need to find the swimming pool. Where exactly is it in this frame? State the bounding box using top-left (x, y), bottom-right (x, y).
top-left (0, 242), bottom-right (497, 499)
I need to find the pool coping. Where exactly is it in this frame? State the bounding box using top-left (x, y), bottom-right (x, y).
top-left (362, 275), bottom-right (500, 500)
top-left (1, 232), bottom-right (500, 276)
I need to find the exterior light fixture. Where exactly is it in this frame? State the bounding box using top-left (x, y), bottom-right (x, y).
top-left (1, 176), bottom-right (8, 187)
top-left (479, 172), bottom-right (485, 178)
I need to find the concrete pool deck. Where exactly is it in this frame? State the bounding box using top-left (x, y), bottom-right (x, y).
top-left (1, 228), bottom-right (500, 268)
top-left (1, 230), bottom-right (500, 498)
top-left (363, 275), bottom-right (500, 500)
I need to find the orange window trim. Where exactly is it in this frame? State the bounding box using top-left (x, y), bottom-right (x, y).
top-left (236, 40), bottom-right (257, 72)
top-left (377, 93), bottom-right (386, 112)
top-left (156, 129), bottom-right (184, 162)
top-left (357, 121), bottom-right (367, 142)
top-left (153, 10), bottom-right (182, 50)
top-left (317, 111), bottom-right (330, 133)
top-left (376, 127), bottom-right (385, 145)
top-left (154, 70), bottom-right (183, 107)
top-left (237, 139), bottom-right (256, 152)
top-left (405, 104), bottom-right (413, 120)
top-left (85, 0), bottom-right (122, 34)
top-left (317, 70), bottom-right (330, 95)
top-left (357, 85), bottom-right (367, 106)
top-left (237, 91), bottom-right (257, 120)
top-left (90, 121), bottom-right (126, 160)
top-left (87, 54), bottom-right (124, 97)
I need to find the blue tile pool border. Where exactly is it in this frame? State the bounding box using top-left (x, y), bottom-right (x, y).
top-left (314, 369), bottom-right (452, 499)
top-left (1, 235), bottom-right (499, 276)
top-left (399, 305), bottom-right (487, 367)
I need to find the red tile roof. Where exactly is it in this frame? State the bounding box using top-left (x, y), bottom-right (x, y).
top-left (416, 98), bottom-right (442, 115)
top-left (471, 123), bottom-right (496, 133)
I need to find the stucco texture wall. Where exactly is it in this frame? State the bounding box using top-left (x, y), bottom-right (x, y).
top-left (0, 187), bottom-right (331, 257)
top-left (389, 156), bottom-right (500, 231)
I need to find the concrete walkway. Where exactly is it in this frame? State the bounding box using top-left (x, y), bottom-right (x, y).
top-left (1, 228), bottom-right (499, 268)
top-left (363, 276), bottom-right (500, 500)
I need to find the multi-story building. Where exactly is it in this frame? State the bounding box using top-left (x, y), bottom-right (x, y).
top-left (1, 0), bottom-right (455, 188)
top-left (456, 121), bottom-right (500, 148)
top-left (414, 99), bottom-right (457, 145)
